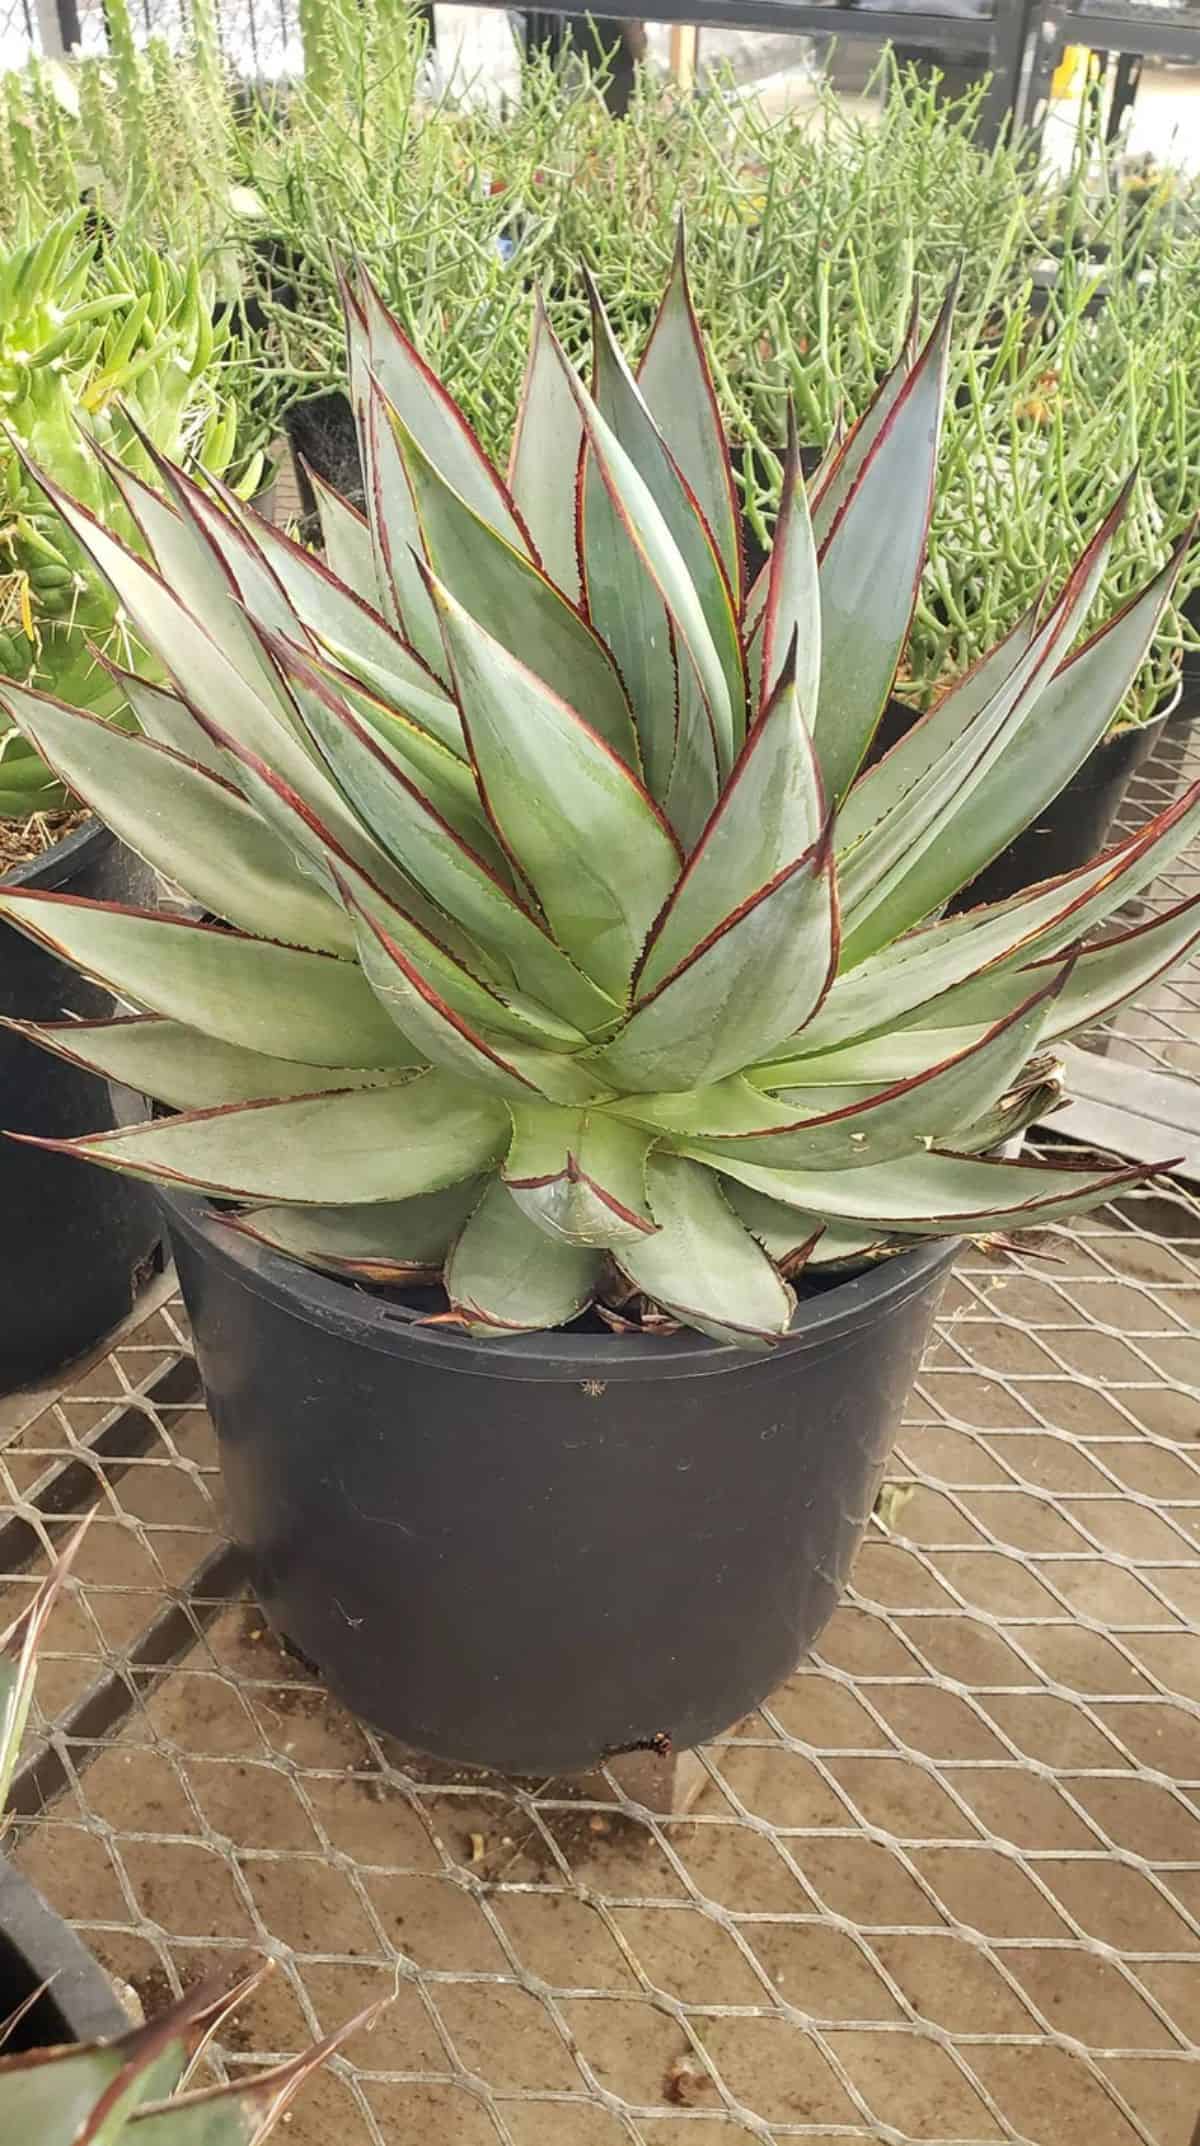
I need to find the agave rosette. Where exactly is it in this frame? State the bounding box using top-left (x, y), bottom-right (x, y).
top-left (1, 240), bottom-right (1198, 1345)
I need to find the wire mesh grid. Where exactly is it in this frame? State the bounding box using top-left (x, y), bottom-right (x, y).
top-left (1, 730), bottom-right (1200, 2146)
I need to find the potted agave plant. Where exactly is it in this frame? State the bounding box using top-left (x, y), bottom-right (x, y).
top-left (0, 213), bottom-right (262, 1391)
top-left (0, 1533), bottom-right (378, 2123)
top-left (2, 241), bottom-right (1199, 1776)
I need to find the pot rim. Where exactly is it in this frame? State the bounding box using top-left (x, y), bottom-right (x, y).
top-left (0, 1858), bottom-right (128, 2046)
top-left (1157, 673), bottom-right (1197, 730)
top-left (2, 814), bottom-right (109, 895)
top-left (161, 1186), bottom-right (959, 1384)
top-left (1105, 672), bottom-right (1181, 741)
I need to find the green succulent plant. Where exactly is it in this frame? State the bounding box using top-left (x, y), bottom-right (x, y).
top-left (0, 211), bottom-right (262, 820)
top-left (908, 115), bottom-right (1200, 724)
top-left (0, 0), bottom-right (235, 264)
top-left (0, 1534), bottom-right (379, 2140)
top-left (1, 244), bottom-right (1199, 1345)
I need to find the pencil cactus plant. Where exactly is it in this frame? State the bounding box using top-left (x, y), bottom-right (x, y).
top-left (0, 0), bottom-right (234, 254)
top-left (0, 1536), bottom-right (379, 2138)
top-left (1, 242), bottom-right (1199, 1344)
top-left (0, 212), bottom-right (261, 819)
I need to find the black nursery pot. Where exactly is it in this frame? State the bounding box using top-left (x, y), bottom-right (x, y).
top-left (950, 707), bottom-right (1168, 910)
top-left (164, 1191), bottom-right (955, 1776)
top-left (1, 822), bottom-right (161, 1392)
top-left (864, 694), bottom-right (1168, 911)
top-left (0, 1859), bottom-right (127, 2050)
top-left (283, 389), bottom-right (363, 525)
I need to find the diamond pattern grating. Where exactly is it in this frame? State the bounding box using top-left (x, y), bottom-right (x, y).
top-left (2, 719), bottom-right (1200, 2146)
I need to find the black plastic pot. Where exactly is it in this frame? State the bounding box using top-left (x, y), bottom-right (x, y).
top-left (283, 390), bottom-right (362, 526)
top-left (861, 692), bottom-right (1169, 910)
top-left (863, 691), bottom-right (923, 772)
top-left (0, 1859), bottom-right (127, 2050)
top-left (1, 821), bottom-right (161, 1393)
top-left (950, 706), bottom-right (1168, 911)
top-left (164, 1190), bottom-right (955, 1776)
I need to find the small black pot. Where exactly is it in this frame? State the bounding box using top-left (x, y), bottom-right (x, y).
top-left (282, 390), bottom-right (362, 525)
top-left (862, 693), bottom-right (1169, 909)
top-left (164, 1190), bottom-right (955, 1775)
top-left (1, 821), bottom-right (161, 1392)
top-left (0, 1859), bottom-right (126, 2050)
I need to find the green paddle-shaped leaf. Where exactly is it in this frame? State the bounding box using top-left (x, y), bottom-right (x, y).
top-left (503, 1102), bottom-right (657, 1244)
top-left (509, 293), bottom-right (584, 602)
top-left (0, 892), bottom-right (416, 1066)
top-left (615, 1154), bottom-right (794, 1348)
top-left (225, 1185), bottom-right (482, 1281)
top-left (757, 413), bottom-right (821, 722)
top-left (598, 823), bottom-right (837, 1093)
top-left (390, 398), bottom-right (641, 770)
top-left (687, 1145), bottom-right (1160, 1232)
top-left (0, 1016), bottom-right (413, 1109)
top-left (444, 1182), bottom-right (602, 1333)
top-left (1, 685), bottom-right (352, 956)
top-left (813, 284), bottom-right (955, 802)
top-left (14, 1075), bottom-right (509, 1203)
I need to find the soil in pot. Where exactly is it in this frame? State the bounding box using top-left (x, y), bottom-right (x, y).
top-left (0, 1860), bottom-right (127, 2049)
top-left (163, 1188), bottom-right (956, 1777)
top-left (1, 817), bottom-right (162, 1392)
